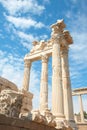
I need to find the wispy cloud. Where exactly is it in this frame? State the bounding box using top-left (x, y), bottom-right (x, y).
top-left (0, 50), bottom-right (23, 87)
top-left (6, 15), bottom-right (45, 29)
top-left (0, 0), bottom-right (45, 16)
top-left (18, 31), bottom-right (38, 42)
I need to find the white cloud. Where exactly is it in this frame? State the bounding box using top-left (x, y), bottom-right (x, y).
top-left (21, 42), bottom-right (32, 50)
top-left (6, 15), bottom-right (45, 29)
top-left (17, 31), bottom-right (48, 43)
top-left (0, 0), bottom-right (45, 16)
top-left (0, 50), bottom-right (23, 87)
top-left (18, 31), bottom-right (38, 42)
top-left (17, 31), bottom-right (38, 50)
top-left (70, 32), bottom-right (87, 64)
top-left (39, 34), bottom-right (48, 40)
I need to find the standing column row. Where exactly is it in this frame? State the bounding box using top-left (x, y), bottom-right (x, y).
top-left (39, 55), bottom-right (48, 113)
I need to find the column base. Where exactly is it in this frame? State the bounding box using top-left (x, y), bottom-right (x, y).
top-left (54, 114), bottom-right (65, 120)
top-left (55, 119), bottom-right (78, 130)
top-left (27, 109), bottom-right (78, 130)
top-left (54, 117), bottom-right (78, 130)
top-left (68, 120), bottom-right (78, 130)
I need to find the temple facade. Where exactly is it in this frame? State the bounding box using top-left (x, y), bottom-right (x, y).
top-left (22, 19), bottom-right (77, 129)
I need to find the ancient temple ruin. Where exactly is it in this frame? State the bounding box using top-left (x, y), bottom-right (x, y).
top-left (0, 76), bottom-right (23, 117)
top-left (22, 19), bottom-right (77, 129)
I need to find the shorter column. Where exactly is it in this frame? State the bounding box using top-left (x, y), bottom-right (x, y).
top-left (39, 55), bottom-right (48, 113)
top-left (79, 94), bottom-right (84, 122)
top-left (22, 59), bottom-right (31, 91)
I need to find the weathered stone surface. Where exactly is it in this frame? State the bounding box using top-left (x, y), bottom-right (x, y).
top-left (77, 123), bottom-right (87, 130)
top-left (0, 76), bottom-right (18, 92)
top-left (0, 115), bottom-right (59, 130)
top-left (20, 90), bottom-right (33, 117)
top-left (1, 114), bottom-right (84, 130)
top-left (0, 89), bottom-right (23, 117)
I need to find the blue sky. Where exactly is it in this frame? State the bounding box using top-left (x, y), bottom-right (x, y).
top-left (0, 0), bottom-right (87, 113)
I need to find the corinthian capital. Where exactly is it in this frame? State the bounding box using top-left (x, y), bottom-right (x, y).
top-left (63, 30), bottom-right (73, 44)
top-left (51, 33), bottom-right (63, 44)
top-left (50, 20), bottom-right (66, 45)
top-left (24, 59), bottom-right (31, 67)
top-left (60, 46), bottom-right (68, 56)
top-left (41, 54), bottom-right (48, 63)
top-left (51, 19), bottom-right (66, 35)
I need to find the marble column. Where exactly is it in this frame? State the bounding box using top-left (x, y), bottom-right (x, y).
top-left (61, 46), bottom-right (74, 121)
top-left (79, 94), bottom-right (84, 122)
top-left (39, 55), bottom-right (48, 113)
top-left (22, 59), bottom-right (31, 91)
top-left (52, 38), bottom-right (65, 119)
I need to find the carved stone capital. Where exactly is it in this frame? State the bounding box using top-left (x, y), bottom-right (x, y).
top-left (51, 19), bottom-right (66, 35)
top-left (63, 30), bottom-right (73, 44)
top-left (51, 34), bottom-right (63, 45)
top-left (24, 59), bottom-right (31, 68)
top-left (60, 46), bottom-right (68, 57)
top-left (41, 55), bottom-right (48, 63)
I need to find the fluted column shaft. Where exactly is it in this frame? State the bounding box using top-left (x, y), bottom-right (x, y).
top-left (52, 38), bottom-right (64, 118)
top-left (40, 55), bottom-right (48, 113)
top-left (61, 46), bottom-right (74, 121)
top-left (79, 94), bottom-right (84, 122)
top-left (22, 59), bottom-right (31, 91)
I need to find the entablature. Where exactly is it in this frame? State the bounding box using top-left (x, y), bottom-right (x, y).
top-left (72, 87), bottom-right (87, 96)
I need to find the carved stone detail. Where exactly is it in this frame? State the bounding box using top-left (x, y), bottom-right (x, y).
top-left (32, 110), bottom-right (47, 124)
top-left (20, 90), bottom-right (33, 117)
top-left (63, 30), bottom-right (73, 44)
top-left (30, 40), bottom-right (47, 54)
top-left (41, 54), bottom-right (48, 63)
top-left (0, 89), bottom-right (23, 118)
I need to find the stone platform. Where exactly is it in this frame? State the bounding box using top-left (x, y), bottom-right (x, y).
top-left (77, 123), bottom-right (87, 130)
top-left (0, 115), bottom-right (58, 130)
top-left (0, 115), bottom-right (86, 130)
